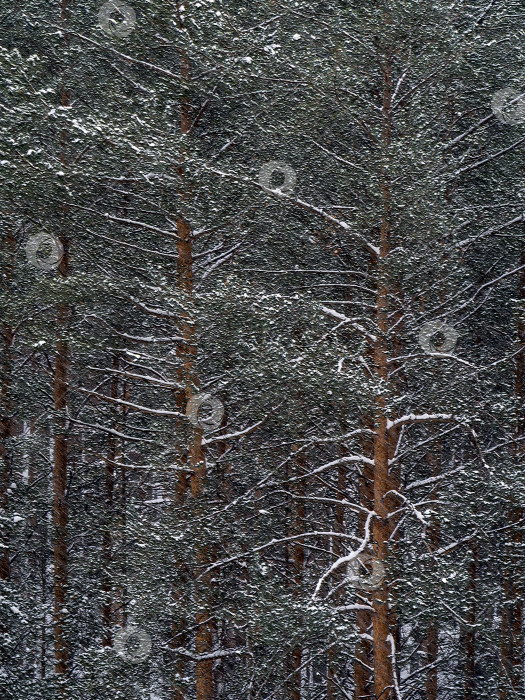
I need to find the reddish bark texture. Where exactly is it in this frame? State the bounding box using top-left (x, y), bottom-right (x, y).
top-left (372, 51), bottom-right (398, 700)
top-left (176, 35), bottom-right (214, 696)
top-left (53, 0), bottom-right (72, 690)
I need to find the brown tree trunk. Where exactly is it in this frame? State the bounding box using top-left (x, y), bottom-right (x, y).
top-left (372, 415), bottom-right (395, 700)
top-left (53, 174), bottom-right (70, 693)
top-left (170, 119), bottom-right (193, 697)
top-left (118, 382), bottom-right (130, 631)
top-left (172, 8), bottom-right (214, 695)
top-left (174, 161), bottom-right (212, 700)
top-left (372, 53), bottom-right (397, 700)
top-left (53, 0), bottom-right (72, 692)
top-left (53, 264), bottom-right (70, 693)
top-left (426, 620), bottom-right (438, 700)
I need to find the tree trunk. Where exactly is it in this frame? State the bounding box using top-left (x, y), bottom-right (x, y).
top-left (53, 164), bottom-right (70, 695)
top-left (53, 265), bottom-right (70, 693)
top-left (172, 10), bottom-right (214, 695)
top-left (118, 381), bottom-right (129, 630)
top-left (372, 416), bottom-right (395, 700)
top-left (372, 53), bottom-right (396, 700)
top-left (176, 157), bottom-right (214, 700)
top-left (53, 0), bottom-right (72, 691)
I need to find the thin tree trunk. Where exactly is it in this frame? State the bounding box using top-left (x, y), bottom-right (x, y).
top-left (372, 416), bottom-right (395, 700)
top-left (118, 381), bottom-right (129, 630)
top-left (53, 172), bottom-right (70, 694)
top-left (170, 96), bottom-right (193, 694)
top-left (53, 263), bottom-right (70, 693)
top-left (172, 7), bottom-right (214, 695)
top-left (53, 0), bottom-right (72, 692)
top-left (175, 127), bottom-right (212, 700)
top-left (372, 52), bottom-right (396, 700)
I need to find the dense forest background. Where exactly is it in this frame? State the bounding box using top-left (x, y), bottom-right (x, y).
top-left (1, 0), bottom-right (525, 698)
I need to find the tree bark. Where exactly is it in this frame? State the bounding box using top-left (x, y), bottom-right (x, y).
top-left (53, 0), bottom-right (72, 692)
top-left (372, 52), bottom-right (397, 700)
top-left (172, 8), bottom-right (215, 695)
top-left (53, 258), bottom-right (70, 693)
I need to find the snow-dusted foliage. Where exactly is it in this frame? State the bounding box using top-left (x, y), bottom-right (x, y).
top-left (0, 1), bottom-right (524, 698)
